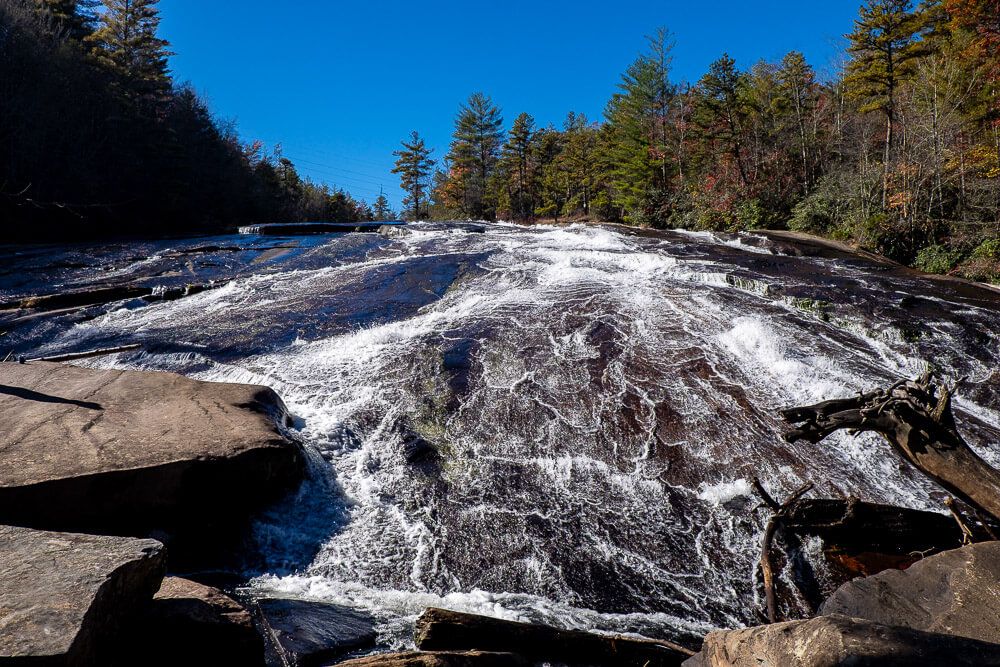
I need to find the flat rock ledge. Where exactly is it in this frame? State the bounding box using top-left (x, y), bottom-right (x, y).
top-left (682, 614), bottom-right (1000, 666)
top-left (0, 361), bottom-right (305, 560)
top-left (0, 525), bottom-right (166, 666)
top-left (819, 540), bottom-right (1000, 643)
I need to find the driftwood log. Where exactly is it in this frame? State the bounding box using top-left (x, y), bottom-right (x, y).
top-left (781, 373), bottom-right (1000, 523)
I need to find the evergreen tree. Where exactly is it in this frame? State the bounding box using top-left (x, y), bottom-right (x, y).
top-left (695, 53), bottom-right (751, 189)
top-left (845, 0), bottom-right (930, 204)
top-left (88, 0), bottom-right (172, 104)
top-left (391, 130), bottom-right (435, 220)
top-left (373, 189), bottom-right (396, 220)
top-left (561, 112), bottom-right (600, 216)
top-left (776, 51), bottom-right (818, 193)
top-left (603, 28), bottom-right (675, 223)
top-left (499, 112), bottom-right (537, 220)
top-left (534, 128), bottom-right (567, 221)
top-left (34, 0), bottom-right (95, 41)
top-left (446, 92), bottom-right (504, 219)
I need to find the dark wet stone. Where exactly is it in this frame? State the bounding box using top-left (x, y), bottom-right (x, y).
top-left (118, 577), bottom-right (266, 666)
top-left (254, 598), bottom-right (377, 666)
top-left (415, 608), bottom-right (690, 666)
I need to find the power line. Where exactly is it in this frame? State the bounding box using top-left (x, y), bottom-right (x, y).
top-left (285, 155), bottom-right (390, 182)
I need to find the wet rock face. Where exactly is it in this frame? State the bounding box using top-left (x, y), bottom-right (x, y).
top-left (820, 541), bottom-right (1000, 643)
top-left (0, 361), bottom-right (304, 562)
top-left (0, 525), bottom-right (165, 666)
top-left (119, 577), bottom-right (266, 666)
top-left (684, 614), bottom-right (1000, 667)
top-left (253, 598), bottom-right (378, 666)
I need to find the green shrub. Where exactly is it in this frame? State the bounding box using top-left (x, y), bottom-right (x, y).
top-left (972, 238), bottom-right (1000, 260)
top-left (914, 244), bottom-right (961, 274)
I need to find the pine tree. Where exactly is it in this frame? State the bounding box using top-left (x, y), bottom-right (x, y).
top-left (561, 112), bottom-right (600, 216)
top-left (88, 0), bottom-right (172, 105)
top-left (373, 189), bottom-right (396, 220)
top-left (499, 112), bottom-right (537, 220)
top-left (534, 128), bottom-right (567, 221)
top-left (845, 0), bottom-right (930, 205)
top-left (603, 29), bottom-right (675, 223)
top-left (34, 0), bottom-right (96, 41)
top-left (391, 131), bottom-right (435, 220)
top-left (447, 92), bottom-right (504, 219)
top-left (777, 51), bottom-right (818, 192)
top-left (696, 53), bottom-right (751, 189)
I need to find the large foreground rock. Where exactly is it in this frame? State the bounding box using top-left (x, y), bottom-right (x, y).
top-left (683, 614), bottom-right (1000, 666)
top-left (820, 540), bottom-right (1000, 643)
top-left (335, 651), bottom-right (529, 666)
top-left (415, 607), bottom-right (691, 666)
top-left (0, 525), bottom-right (165, 666)
top-left (254, 598), bottom-right (378, 666)
top-left (120, 577), bottom-right (266, 666)
top-left (0, 361), bottom-right (304, 560)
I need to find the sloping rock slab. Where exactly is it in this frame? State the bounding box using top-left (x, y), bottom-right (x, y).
top-left (683, 614), bottom-right (1000, 666)
top-left (254, 598), bottom-right (377, 666)
top-left (0, 525), bottom-right (165, 666)
top-left (416, 607), bottom-right (691, 667)
top-left (0, 362), bottom-right (304, 554)
top-left (334, 651), bottom-right (528, 666)
top-left (820, 540), bottom-right (1000, 643)
top-left (120, 577), bottom-right (265, 666)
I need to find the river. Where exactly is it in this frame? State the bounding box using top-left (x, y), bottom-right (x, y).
top-left (3, 221), bottom-right (999, 649)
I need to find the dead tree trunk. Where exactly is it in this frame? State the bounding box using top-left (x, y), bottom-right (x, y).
top-left (782, 373), bottom-right (1000, 523)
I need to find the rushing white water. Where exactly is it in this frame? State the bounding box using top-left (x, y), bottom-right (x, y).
top-left (7, 222), bottom-right (1000, 648)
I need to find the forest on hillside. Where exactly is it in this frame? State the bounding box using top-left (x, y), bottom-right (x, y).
top-left (393, 0), bottom-right (999, 282)
top-left (3, 0), bottom-right (997, 284)
top-left (0, 0), bottom-right (390, 241)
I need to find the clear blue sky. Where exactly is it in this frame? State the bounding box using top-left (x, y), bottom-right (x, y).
top-left (159, 0), bottom-right (861, 210)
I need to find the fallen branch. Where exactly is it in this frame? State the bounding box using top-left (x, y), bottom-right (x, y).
top-left (753, 479), bottom-right (813, 623)
top-left (945, 497), bottom-right (975, 545)
top-left (26, 343), bottom-right (142, 363)
top-left (781, 372), bottom-right (1000, 523)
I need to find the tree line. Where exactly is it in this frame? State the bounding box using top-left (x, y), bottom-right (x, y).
top-left (393, 0), bottom-right (999, 282)
top-left (0, 0), bottom-right (380, 241)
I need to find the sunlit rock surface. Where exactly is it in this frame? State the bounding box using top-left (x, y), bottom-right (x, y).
top-left (0, 526), bottom-right (165, 665)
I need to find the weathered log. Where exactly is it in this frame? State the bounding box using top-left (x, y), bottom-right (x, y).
top-left (26, 343), bottom-right (142, 363)
top-left (781, 373), bottom-right (1000, 523)
top-left (2, 285), bottom-right (153, 311)
top-left (414, 608), bottom-right (693, 667)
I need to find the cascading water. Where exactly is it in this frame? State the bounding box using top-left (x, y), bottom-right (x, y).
top-left (4, 222), bottom-right (1000, 648)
